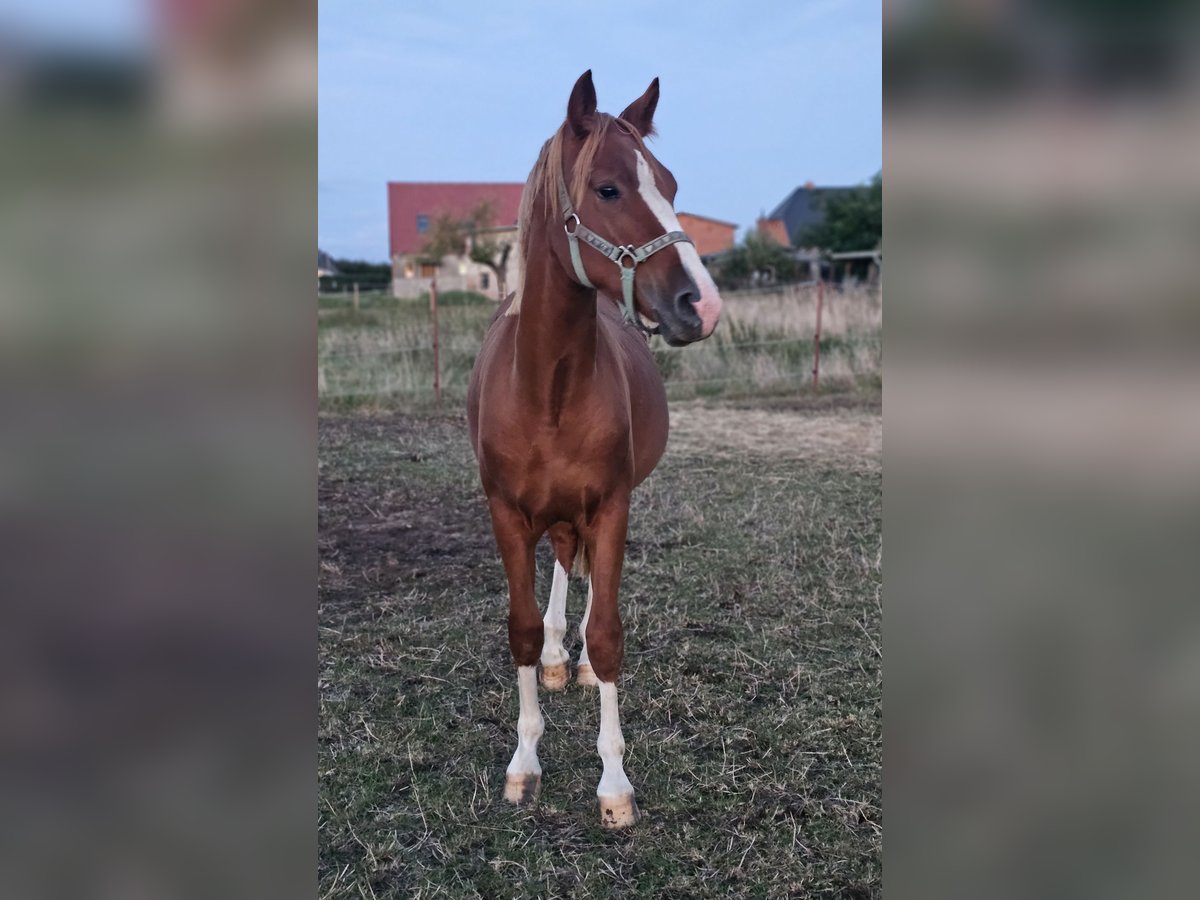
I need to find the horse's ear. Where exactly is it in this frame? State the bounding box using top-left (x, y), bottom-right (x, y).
top-left (566, 70), bottom-right (597, 139)
top-left (619, 77), bottom-right (659, 138)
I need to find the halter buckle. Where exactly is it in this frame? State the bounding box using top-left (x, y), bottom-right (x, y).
top-left (616, 246), bottom-right (638, 270)
top-left (564, 213), bottom-right (581, 237)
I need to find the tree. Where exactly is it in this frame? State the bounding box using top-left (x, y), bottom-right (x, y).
top-left (800, 172), bottom-right (882, 253)
top-left (713, 230), bottom-right (801, 291)
top-left (320, 257), bottom-right (391, 293)
top-left (419, 213), bottom-right (468, 263)
top-left (330, 258), bottom-right (391, 282)
top-left (420, 200), bottom-right (514, 297)
top-left (463, 201), bottom-right (513, 298)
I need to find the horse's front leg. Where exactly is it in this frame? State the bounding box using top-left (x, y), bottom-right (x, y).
top-left (584, 500), bottom-right (639, 828)
top-left (488, 501), bottom-right (544, 805)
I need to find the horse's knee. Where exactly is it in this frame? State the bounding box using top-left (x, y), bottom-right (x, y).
top-left (508, 619), bottom-right (543, 667)
top-left (584, 616), bottom-right (623, 683)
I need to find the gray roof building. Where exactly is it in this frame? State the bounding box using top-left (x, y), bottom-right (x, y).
top-left (767, 183), bottom-right (857, 247)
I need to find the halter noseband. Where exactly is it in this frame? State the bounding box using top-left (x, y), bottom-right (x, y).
top-left (557, 170), bottom-right (693, 337)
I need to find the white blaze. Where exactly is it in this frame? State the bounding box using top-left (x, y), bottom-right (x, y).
top-left (506, 665), bottom-right (543, 777)
top-left (634, 149), bottom-right (723, 336)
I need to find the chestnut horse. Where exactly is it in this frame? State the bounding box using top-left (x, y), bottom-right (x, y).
top-left (467, 71), bottom-right (722, 828)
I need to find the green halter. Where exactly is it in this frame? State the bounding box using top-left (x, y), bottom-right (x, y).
top-left (557, 171), bottom-right (693, 337)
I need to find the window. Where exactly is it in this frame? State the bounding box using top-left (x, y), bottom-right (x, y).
top-left (416, 214), bottom-right (429, 234)
top-left (480, 272), bottom-right (490, 290)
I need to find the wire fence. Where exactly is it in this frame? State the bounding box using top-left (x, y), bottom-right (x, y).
top-left (318, 370), bottom-right (829, 401)
top-left (317, 283), bottom-right (882, 404)
top-left (318, 335), bottom-right (835, 361)
top-left (317, 354), bottom-right (871, 401)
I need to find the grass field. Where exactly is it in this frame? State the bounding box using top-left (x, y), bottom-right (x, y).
top-left (317, 285), bottom-right (882, 410)
top-left (318, 395), bottom-right (882, 897)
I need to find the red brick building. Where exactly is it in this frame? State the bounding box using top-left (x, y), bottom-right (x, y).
top-left (388, 182), bottom-right (524, 257)
top-left (387, 182), bottom-right (525, 297)
top-left (755, 217), bottom-right (791, 247)
top-left (676, 212), bottom-right (737, 258)
top-left (386, 182), bottom-right (734, 296)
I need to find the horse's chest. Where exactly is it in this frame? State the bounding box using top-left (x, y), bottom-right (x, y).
top-left (480, 425), bottom-right (630, 518)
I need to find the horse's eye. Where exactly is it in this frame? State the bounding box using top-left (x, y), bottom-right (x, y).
top-left (596, 185), bottom-right (620, 201)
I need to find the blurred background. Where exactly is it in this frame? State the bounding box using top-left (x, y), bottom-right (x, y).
top-left (886, 1), bottom-right (1200, 898)
top-left (0, 1), bottom-right (313, 898)
top-left (4, 0), bottom-right (1199, 895)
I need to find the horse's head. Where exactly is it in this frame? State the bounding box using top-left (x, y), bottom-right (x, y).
top-left (553, 70), bottom-right (722, 346)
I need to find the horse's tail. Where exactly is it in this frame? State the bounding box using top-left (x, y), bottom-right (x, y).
top-left (549, 524), bottom-right (589, 579)
top-left (572, 543), bottom-right (590, 579)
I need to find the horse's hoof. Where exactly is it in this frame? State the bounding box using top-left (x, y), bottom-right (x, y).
top-left (576, 663), bottom-right (599, 687)
top-left (540, 662), bottom-right (570, 691)
top-left (503, 773), bottom-right (541, 806)
top-left (598, 793), bottom-right (639, 829)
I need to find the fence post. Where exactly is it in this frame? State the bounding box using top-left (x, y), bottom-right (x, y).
top-left (353, 282), bottom-right (360, 313)
top-left (430, 273), bottom-right (441, 407)
top-left (812, 277), bottom-right (824, 391)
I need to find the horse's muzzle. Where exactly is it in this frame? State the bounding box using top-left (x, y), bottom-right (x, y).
top-left (657, 297), bottom-right (700, 350)
top-left (652, 286), bottom-right (711, 346)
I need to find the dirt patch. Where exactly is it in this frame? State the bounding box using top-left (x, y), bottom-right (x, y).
top-left (317, 414), bottom-right (496, 610)
top-left (668, 400), bottom-right (882, 469)
top-left (319, 411), bottom-right (881, 897)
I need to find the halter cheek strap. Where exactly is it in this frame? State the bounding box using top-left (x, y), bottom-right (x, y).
top-left (557, 171), bottom-right (693, 337)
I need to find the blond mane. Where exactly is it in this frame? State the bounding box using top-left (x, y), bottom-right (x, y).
top-left (506, 114), bottom-right (649, 315)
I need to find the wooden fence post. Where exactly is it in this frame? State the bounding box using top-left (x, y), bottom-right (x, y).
top-left (813, 277), bottom-right (824, 391)
top-left (353, 282), bottom-right (360, 313)
top-left (430, 273), bottom-right (441, 407)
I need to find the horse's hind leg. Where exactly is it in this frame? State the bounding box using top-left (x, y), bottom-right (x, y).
top-left (576, 578), bottom-right (598, 686)
top-left (540, 525), bottom-right (575, 691)
top-left (489, 503), bottom-right (544, 805)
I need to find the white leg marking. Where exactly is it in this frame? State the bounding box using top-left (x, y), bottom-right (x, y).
top-left (634, 149), bottom-right (723, 336)
top-left (541, 562), bottom-right (569, 668)
top-left (506, 665), bottom-right (543, 778)
top-left (578, 578), bottom-right (593, 668)
top-left (596, 682), bottom-right (633, 797)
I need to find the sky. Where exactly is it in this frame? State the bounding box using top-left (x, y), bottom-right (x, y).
top-left (319, 1), bottom-right (881, 262)
top-left (0, 0), bottom-right (149, 50)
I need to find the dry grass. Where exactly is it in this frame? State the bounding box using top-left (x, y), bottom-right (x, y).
top-left (317, 285), bottom-right (882, 409)
top-left (319, 399), bottom-right (882, 897)
top-left (716, 284), bottom-right (882, 336)
top-left (668, 401), bottom-right (882, 471)
top-left (655, 285), bottom-right (882, 400)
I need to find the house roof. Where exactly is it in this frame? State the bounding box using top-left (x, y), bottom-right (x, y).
top-left (388, 182), bottom-right (525, 257)
top-left (317, 249), bottom-right (338, 274)
top-left (768, 185), bottom-right (857, 246)
top-left (676, 211), bottom-right (738, 229)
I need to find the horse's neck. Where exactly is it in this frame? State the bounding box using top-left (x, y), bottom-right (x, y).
top-left (513, 236), bottom-right (599, 412)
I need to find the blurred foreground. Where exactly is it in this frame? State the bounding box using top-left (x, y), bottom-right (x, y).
top-left (887, 2), bottom-right (1200, 898)
top-left (0, 3), bottom-right (314, 898)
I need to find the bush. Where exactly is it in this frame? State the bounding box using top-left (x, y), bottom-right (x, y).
top-left (712, 231), bottom-right (801, 291)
